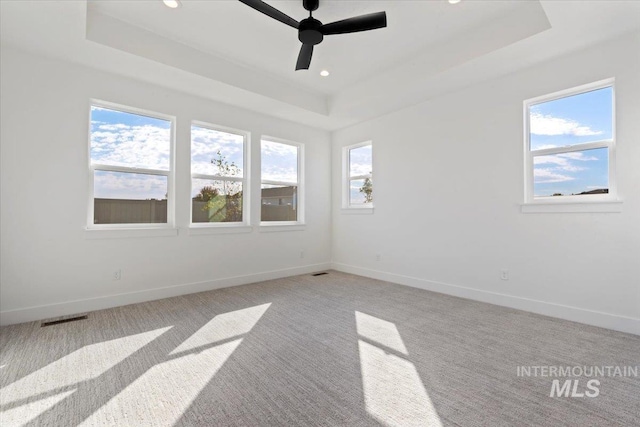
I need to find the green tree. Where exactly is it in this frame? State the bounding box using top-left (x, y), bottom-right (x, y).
top-left (193, 185), bottom-right (219, 202)
top-left (198, 151), bottom-right (242, 222)
top-left (359, 176), bottom-right (373, 203)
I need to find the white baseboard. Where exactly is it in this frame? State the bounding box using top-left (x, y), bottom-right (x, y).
top-left (331, 263), bottom-right (640, 336)
top-left (0, 263), bottom-right (331, 326)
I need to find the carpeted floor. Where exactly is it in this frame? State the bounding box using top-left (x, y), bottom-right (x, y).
top-left (1, 271), bottom-right (639, 426)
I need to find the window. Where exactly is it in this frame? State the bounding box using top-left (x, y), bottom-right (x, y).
top-left (261, 138), bottom-right (303, 223)
top-left (524, 79), bottom-right (616, 204)
top-left (191, 123), bottom-right (248, 225)
top-left (89, 102), bottom-right (173, 226)
top-left (343, 142), bottom-right (373, 209)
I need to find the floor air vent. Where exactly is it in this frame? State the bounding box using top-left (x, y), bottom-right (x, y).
top-left (41, 315), bottom-right (88, 327)
top-left (312, 272), bottom-right (329, 276)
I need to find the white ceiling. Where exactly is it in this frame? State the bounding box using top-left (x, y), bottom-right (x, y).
top-left (2, 1), bottom-right (639, 130)
top-left (86, 0), bottom-right (524, 95)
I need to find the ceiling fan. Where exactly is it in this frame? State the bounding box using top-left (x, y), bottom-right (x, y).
top-left (238, 0), bottom-right (387, 71)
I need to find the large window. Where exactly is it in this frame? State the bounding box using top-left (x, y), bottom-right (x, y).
top-left (524, 79), bottom-right (615, 203)
top-left (260, 138), bottom-right (303, 223)
top-left (89, 102), bottom-right (173, 226)
top-left (191, 123), bottom-right (248, 224)
top-left (343, 142), bottom-right (373, 209)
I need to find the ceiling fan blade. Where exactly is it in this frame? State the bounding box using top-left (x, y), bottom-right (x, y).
top-left (238, 0), bottom-right (299, 29)
top-left (295, 44), bottom-right (314, 70)
top-left (320, 11), bottom-right (386, 35)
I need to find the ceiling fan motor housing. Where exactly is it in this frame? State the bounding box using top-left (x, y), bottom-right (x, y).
top-left (298, 18), bottom-right (323, 45)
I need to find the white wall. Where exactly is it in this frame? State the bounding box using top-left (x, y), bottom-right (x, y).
top-left (0, 48), bottom-right (332, 325)
top-left (331, 32), bottom-right (640, 335)
top-left (2, 33), bottom-right (639, 334)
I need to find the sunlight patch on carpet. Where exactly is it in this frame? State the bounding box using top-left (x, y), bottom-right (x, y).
top-left (0, 326), bottom-right (171, 424)
top-left (80, 303), bottom-right (271, 425)
top-left (1, 389), bottom-right (76, 427)
top-left (170, 303), bottom-right (271, 355)
top-left (356, 312), bottom-right (442, 427)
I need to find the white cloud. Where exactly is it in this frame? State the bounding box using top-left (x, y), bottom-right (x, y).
top-left (349, 145), bottom-right (372, 177)
top-left (534, 169), bottom-right (574, 183)
top-left (534, 156), bottom-right (584, 172)
top-left (261, 163), bottom-right (297, 183)
top-left (190, 126), bottom-right (244, 175)
top-left (91, 123), bottom-right (171, 170)
top-left (350, 162), bottom-right (372, 177)
top-left (530, 112), bottom-right (602, 137)
top-left (261, 141), bottom-right (298, 183)
top-left (98, 124), bottom-right (130, 131)
top-left (533, 151), bottom-right (598, 175)
top-left (557, 152), bottom-right (598, 161)
top-left (94, 171), bottom-right (167, 200)
top-left (261, 140), bottom-right (297, 157)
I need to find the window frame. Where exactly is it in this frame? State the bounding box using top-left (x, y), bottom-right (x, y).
top-left (260, 136), bottom-right (305, 227)
top-left (342, 141), bottom-right (374, 211)
top-left (523, 78), bottom-right (619, 208)
top-left (87, 99), bottom-right (176, 230)
top-left (189, 121), bottom-right (251, 228)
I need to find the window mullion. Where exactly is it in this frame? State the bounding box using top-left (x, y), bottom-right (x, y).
top-left (261, 179), bottom-right (298, 187)
top-left (92, 164), bottom-right (170, 177)
top-left (531, 140), bottom-right (611, 157)
top-left (350, 174), bottom-right (372, 180)
top-left (192, 173), bottom-right (244, 182)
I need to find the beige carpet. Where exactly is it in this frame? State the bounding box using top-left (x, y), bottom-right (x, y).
top-left (1, 271), bottom-right (639, 426)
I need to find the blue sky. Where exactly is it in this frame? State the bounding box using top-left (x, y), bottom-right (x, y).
top-left (530, 86), bottom-right (612, 196)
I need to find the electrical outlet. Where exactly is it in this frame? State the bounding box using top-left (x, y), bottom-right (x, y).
top-left (376, 254), bottom-right (381, 262)
top-left (500, 269), bottom-right (509, 281)
top-left (300, 250), bottom-right (305, 259)
top-left (113, 269), bottom-right (121, 281)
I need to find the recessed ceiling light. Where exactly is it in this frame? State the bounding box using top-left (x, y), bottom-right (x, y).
top-left (448, 0), bottom-right (461, 4)
top-left (320, 70), bottom-right (330, 77)
top-left (163, 0), bottom-right (181, 9)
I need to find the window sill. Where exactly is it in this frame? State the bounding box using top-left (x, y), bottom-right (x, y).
top-left (84, 227), bottom-right (178, 239)
top-left (188, 225), bottom-right (253, 235)
top-left (521, 200), bottom-right (622, 213)
top-left (259, 222), bottom-right (306, 232)
top-left (341, 207), bottom-right (374, 215)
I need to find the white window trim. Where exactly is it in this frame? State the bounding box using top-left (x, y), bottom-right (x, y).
top-left (522, 78), bottom-right (621, 213)
top-left (86, 100), bottom-right (176, 231)
top-left (189, 121), bottom-right (251, 229)
top-left (260, 136), bottom-right (305, 228)
top-left (343, 141), bottom-right (374, 212)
